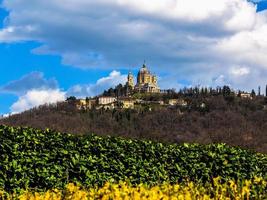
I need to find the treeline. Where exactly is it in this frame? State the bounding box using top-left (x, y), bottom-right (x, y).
top-left (103, 84), bottom-right (260, 99)
top-left (1, 87), bottom-right (267, 153)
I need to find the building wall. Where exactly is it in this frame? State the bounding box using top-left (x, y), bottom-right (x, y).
top-left (121, 101), bottom-right (135, 109)
top-left (98, 97), bottom-right (117, 105)
top-left (75, 99), bottom-right (96, 110)
top-left (152, 76), bottom-right (157, 85)
top-left (240, 93), bottom-right (252, 99)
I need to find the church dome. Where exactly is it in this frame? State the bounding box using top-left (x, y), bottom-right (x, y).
top-left (139, 64), bottom-right (149, 74)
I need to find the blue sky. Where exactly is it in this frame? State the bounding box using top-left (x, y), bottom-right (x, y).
top-left (1, 0), bottom-right (267, 114)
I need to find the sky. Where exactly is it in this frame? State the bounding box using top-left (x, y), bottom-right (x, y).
top-left (0, 0), bottom-right (267, 114)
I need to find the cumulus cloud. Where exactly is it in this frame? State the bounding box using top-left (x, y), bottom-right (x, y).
top-left (1, 0), bottom-right (267, 90)
top-left (1, 70), bottom-right (128, 113)
top-left (10, 89), bottom-right (66, 114)
top-left (230, 66), bottom-right (250, 76)
top-left (0, 72), bottom-right (63, 113)
top-left (0, 72), bottom-right (58, 95)
top-left (67, 70), bottom-right (127, 98)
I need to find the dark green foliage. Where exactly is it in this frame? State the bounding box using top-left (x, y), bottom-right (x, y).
top-left (66, 96), bottom-right (77, 101)
top-left (0, 125), bottom-right (266, 192)
top-left (103, 84), bottom-right (130, 97)
top-left (251, 89), bottom-right (256, 98)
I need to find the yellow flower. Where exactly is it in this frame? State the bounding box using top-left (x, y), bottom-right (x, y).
top-left (213, 177), bottom-right (221, 185)
top-left (66, 183), bottom-right (77, 193)
top-left (242, 186), bottom-right (250, 197)
top-left (254, 177), bottom-right (262, 184)
top-left (2, 177), bottom-right (267, 200)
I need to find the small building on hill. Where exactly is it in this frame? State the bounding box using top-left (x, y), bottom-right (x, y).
top-left (98, 96), bottom-right (117, 105)
top-left (75, 99), bottom-right (96, 110)
top-left (168, 99), bottom-right (188, 106)
top-left (239, 92), bottom-right (253, 99)
top-left (118, 98), bottom-right (135, 109)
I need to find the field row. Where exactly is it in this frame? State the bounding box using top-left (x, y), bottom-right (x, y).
top-left (1, 177), bottom-right (266, 200)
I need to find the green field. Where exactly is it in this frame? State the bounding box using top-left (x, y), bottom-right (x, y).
top-left (0, 125), bottom-right (266, 195)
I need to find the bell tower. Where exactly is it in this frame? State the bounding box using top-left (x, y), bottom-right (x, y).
top-left (127, 71), bottom-right (135, 89)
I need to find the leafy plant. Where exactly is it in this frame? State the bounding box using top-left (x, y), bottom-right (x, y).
top-left (0, 125), bottom-right (266, 192)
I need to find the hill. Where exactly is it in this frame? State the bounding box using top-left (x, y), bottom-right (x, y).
top-left (1, 91), bottom-right (267, 153)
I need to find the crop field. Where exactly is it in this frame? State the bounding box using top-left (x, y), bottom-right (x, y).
top-left (0, 125), bottom-right (266, 199)
top-left (1, 178), bottom-right (266, 200)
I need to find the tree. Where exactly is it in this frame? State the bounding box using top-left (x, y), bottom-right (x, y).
top-left (66, 96), bottom-right (76, 101)
top-left (222, 86), bottom-right (231, 97)
top-left (258, 86), bottom-right (261, 96)
top-left (251, 89), bottom-right (256, 98)
top-left (204, 87), bottom-right (208, 95)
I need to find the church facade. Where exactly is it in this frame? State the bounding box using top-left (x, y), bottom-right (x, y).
top-left (126, 64), bottom-right (160, 93)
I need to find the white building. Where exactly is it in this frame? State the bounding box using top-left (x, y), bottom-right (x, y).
top-left (98, 97), bottom-right (117, 105)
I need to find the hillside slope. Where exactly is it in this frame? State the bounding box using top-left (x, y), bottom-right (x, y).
top-left (1, 95), bottom-right (267, 153)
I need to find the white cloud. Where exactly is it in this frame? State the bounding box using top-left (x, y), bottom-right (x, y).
top-left (212, 75), bottom-right (229, 86)
top-left (215, 23), bottom-right (267, 67)
top-left (11, 89), bottom-right (66, 113)
top-left (230, 66), bottom-right (250, 76)
top-left (67, 70), bottom-right (127, 97)
top-left (1, 71), bottom-right (127, 114)
top-left (1, 0), bottom-right (267, 90)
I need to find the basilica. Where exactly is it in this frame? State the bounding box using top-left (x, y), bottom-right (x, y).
top-left (126, 64), bottom-right (160, 93)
